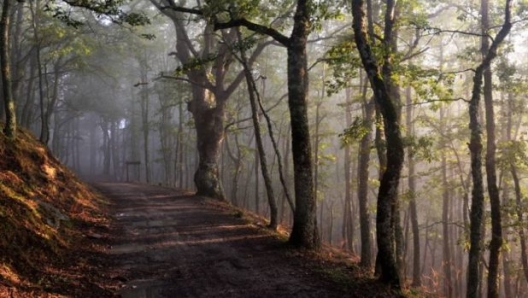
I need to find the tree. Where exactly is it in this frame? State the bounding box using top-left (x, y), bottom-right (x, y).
top-left (150, 0), bottom-right (271, 200)
top-left (351, 0), bottom-right (405, 289)
top-left (1, 0), bottom-right (16, 138)
top-left (481, 0), bottom-right (503, 296)
top-left (213, 0), bottom-right (320, 249)
top-left (235, 29), bottom-right (278, 230)
top-left (465, 0), bottom-right (512, 296)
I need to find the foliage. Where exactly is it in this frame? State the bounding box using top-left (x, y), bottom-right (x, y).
top-left (45, 0), bottom-right (150, 28)
top-left (497, 139), bottom-right (528, 171)
top-left (398, 64), bottom-right (456, 109)
top-left (325, 33), bottom-right (362, 95)
top-left (403, 135), bottom-right (437, 162)
top-left (339, 117), bottom-right (371, 146)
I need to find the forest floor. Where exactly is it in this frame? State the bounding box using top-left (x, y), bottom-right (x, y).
top-left (92, 182), bottom-right (406, 298)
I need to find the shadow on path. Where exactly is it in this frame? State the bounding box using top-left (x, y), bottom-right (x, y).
top-left (94, 182), bottom-right (346, 298)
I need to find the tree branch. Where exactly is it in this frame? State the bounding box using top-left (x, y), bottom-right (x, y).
top-left (214, 18), bottom-right (290, 47)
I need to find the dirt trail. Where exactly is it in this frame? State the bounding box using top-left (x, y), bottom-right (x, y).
top-left (94, 182), bottom-right (350, 298)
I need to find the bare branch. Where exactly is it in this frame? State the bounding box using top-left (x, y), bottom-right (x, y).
top-left (154, 73), bottom-right (210, 90)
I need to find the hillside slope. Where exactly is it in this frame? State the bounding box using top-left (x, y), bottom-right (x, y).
top-left (0, 129), bottom-right (114, 297)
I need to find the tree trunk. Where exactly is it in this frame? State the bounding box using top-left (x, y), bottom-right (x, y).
top-left (225, 133), bottom-right (242, 206)
top-left (1, 0), bottom-right (16, 138)
top-left (352, 0), bottom-right (404, 288)
top-left (202, 0), bottom-right (318, 248)
top-left (357, 94), bottom-right (374, 268)
top-left (287, 0), bottom-right (319, 249)
top-left (237, 30), bottom-right (278, 228)
top-left (343, 87), bottom-right (353, 252)
top-left (481, 0), bottom-right (502, 295)
top-left (12, 0), bottom-right (24, 121)
top-left (177, 99), bottom-right (184, 188)
top-left (466, 2), bottom-right (511, 297)
top-left (512, 165), bottom-right (528, 283)
top-left (140, 85), bottom-right (150, 183)
top-left (188, 88), bottom-right (226, 199)
top-left (21, 51), bottom-right (36, 128)
top-left (441, 109), bottom-right (453, 298)
top-left (406, 86), bottom-right (421, 287)
top-left (314, 100), bottom-right (323, 240)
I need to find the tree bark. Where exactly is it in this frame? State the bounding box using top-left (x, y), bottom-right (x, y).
top-left (466, 2), bottom-right (511, 297)
top-left (286, 0), bottom-right (319, 249)
top-left (188, 86), bottom-right (226, 199)
top-left (357, 93), bottom-right (374, 268)
top-left (1, 0), bottom-right (16, 138)
top-left (352, 0), bottom-right (404, 289)
top-left (481, 0), bottom-right (502, 295)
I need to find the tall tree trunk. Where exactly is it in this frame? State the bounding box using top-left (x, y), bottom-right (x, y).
top-left (352, 0), bottom-right (404, 288)
top-left (466, 2), bottom-right (511, 296)
top-left (314, 100), bottom-right (323, 239)
top-left (441, 107), bottom-right (453, 298)
top-left (406, 86), bottom-right (421, 287)
top-left (207, 0), bottom-right (318, 248)
top-left (286, 1), bottom-right (319, 249)
top-left (225, 133), bottom-right (241, 206)
top-left (1, 0), bottom-right (16, 138)
top-left (511, 163), bottom-right (528, 283)
top-left (177, 100), bottom-right (184, 188)
top-left (140, 80), bottom-right (151, 183)
top-left (357, 93), bottom-right (374, 268)
top-left (12, 0), bottom-right (24, 121)
top-left (41, 65), bottom-right (61, 145)
top-left (501, 178), bottom-right (513, 298)
top-left (237, 29), bottom-right (278, 229)
top-left (21, 51), bottom-right (36, 128)
top-left (343, 87), bottom-right (353, 252)
top-left (481, 0), bottom-right (502, 295)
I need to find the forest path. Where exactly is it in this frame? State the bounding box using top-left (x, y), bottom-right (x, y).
top-left (93, 182), bottom-right (348, 298)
